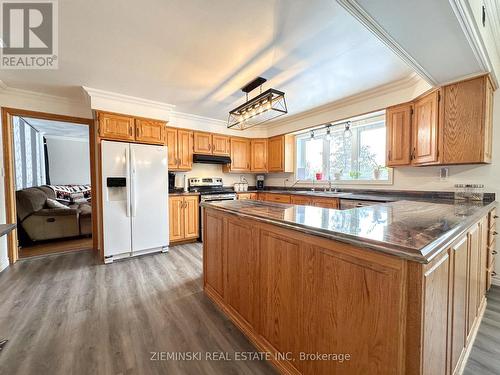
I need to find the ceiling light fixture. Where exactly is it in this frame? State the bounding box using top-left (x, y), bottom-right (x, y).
top-left (228, 77), bottom-right (287, 130)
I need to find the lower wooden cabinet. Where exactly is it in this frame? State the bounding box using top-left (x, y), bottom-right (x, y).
top-left (237, 193), bottom-right (257, 200)
top-left (169, 195), bottom-right (199, 243)
top-left (262, 193), bottom-right (291, 204)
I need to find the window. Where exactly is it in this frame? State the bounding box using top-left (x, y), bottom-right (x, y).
top-left (296, 112), bottom-right (391, 183)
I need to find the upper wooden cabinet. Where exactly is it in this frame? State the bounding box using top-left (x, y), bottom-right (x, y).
top-left (442, 75), bottom-right (494, 164)
top-left (212, 134), bottom-right (230, 156)
top-left (98, 111), bottom-right (166, 145)
top-left (223, 137), bottom-right (251, 172)
top-left (267, 135), bottom-right (294, 173)
top-left (193, 132), bottom-right (230, 156)
top-left (98, 112), bottom-right (135, 141)
top-left (387, 75), bottom-right (495, 167)
top-left (412, 90), bottom-right (440, 165)
top-left (386, 103), bottom-right (412, 166)
top-left (135, 118), bottom-right (164, 144)
top-left (251, 139), bottom-right (268, 172)
top-left (166, 127), bottom-right (193, 171)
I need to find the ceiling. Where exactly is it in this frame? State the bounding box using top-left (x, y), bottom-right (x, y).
top-left (1, 0), bottom-right (414, 121)
top-left (21, 117), bottom-right (89, 139)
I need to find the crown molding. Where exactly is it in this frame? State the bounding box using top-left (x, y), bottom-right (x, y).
top-left (170, 111), bottom-right (226, 127)
top-left (82, 86), bottom-right (176, 113)
top-left (449, 0), bottom-right (498, 87)
top-left (336, 0), bottom-right (438, 86)
top-left (266, 73), bottom-right (426, 129)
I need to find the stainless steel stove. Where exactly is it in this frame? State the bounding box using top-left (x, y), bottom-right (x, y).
top-left (188, 177), bottom-right (237, 202)
top-left (188, 177), bottom-right (236, 241)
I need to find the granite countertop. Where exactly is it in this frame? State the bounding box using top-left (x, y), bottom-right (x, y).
top-left (201, 199), bottom-right (496, 263)
top-left (169, 191), bottom-right (200, 196)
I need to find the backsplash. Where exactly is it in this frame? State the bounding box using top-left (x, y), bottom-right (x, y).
top-left (172, 163), bottom-right (256, 189)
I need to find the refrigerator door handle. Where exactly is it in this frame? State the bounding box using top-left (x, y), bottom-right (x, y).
top-left (131, 147), bottom-right (137, 217)
top-left (125, 146), bottom-right (131, 217)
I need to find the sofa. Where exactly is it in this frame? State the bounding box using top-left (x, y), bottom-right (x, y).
top-left (16, 186), bottom-right (92, 242)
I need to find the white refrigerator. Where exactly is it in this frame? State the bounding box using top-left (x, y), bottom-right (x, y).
top-left (101, 140), bottom-right (169, 262)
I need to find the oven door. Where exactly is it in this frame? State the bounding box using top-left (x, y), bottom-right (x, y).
top-left (200, 195), bottom-right (236, 241)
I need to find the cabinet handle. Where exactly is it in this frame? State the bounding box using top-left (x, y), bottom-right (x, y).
top-left (492, 250), bottom-right (498, 255)
top-left (388, 150), bottom-right (392, 161)
top-left (494, 215), bottom-right (499, 219)
top-left (129, 126), bottom-right (133, 135)
top-left (494, 231), bottom-right (498, 236)
top-left (493, 271), bottom-right (498, 277)
top-left (410, 147), bottom-right (416, 160)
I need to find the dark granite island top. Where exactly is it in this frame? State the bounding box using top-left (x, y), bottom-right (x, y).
top-left (201, 199), bottom-right (496, 263)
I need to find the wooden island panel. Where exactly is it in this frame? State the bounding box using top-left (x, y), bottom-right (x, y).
top-left (203, 205), bottom-right (492, 375)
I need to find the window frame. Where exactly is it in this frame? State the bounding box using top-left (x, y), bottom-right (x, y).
top-left (294, 113), bottom-right (394, 186)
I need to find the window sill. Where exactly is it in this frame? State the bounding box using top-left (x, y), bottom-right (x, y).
top-left (295, 179), bottom-right (393, 186)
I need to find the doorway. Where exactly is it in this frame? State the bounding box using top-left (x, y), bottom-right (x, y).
top-left (2, 108), bottom-right (96, 262)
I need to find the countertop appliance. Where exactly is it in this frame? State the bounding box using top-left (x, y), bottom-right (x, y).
top-left (189, 177), bottom-right (236, 240)
top-left (168, 172), bottom-right (176, 193)
top-left (101, 140), bottom-right (169, 263)
top-left (256, 174), bottom-right (265, 190)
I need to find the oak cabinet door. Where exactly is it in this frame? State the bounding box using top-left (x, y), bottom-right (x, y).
top-left (450, 236), bottom-right (468, 374)
top-left (412, 91), bottom-right (440, 165)
top-left (183, 195), bottom-right (199, 240)
top-left (203, 210), bottom-right (224, 298)
top-left (251, 139), bottom-right (268, 172)
top-left (386, 103), bottom-right (412, 166)
top-left (99, 112), bottom-right (135, 141)
top-left (135, 119), bottom-right (165, 144)
top-left (484, 78), bottom-right (494, 163)
top-left (267, 136), bottom-right (284, 172)
top-left (442, 77), bottom-right (486, 164)
top-left (165, 128), bottom-right (179, 170)
top-left (177, 130), bottom-right (193, 170)
top-left (193, 132), bottom-right (212, 154)
top-left (237, 193), bottom-right (252, 200)
top-left (225, 218), bottom-right (259, 328)
top-left (264, 194), bottom-right (290, 204)
top-left (421, 250), bottom-right (450, 375)
top-left (230, 138), bottom-right (251, 171)
top-left (212, 134), bottom-right (230, 156)
top-left (310, 197), bottom-right (339, 209)
top-left (169, 196), bottom-right (185, 242)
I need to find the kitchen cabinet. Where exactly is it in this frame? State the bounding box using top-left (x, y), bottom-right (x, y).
top-left (98, 111), bottom-right (166, 145)
top-left (251, 139), bottom-right (268, 172)
top-left (212, 134), bottom-right (230, 156)
top-left (166, 128), bottom-right (193, 171)
top-left (193, 132), bottom-right (230, 156)
top-left (98, 112), bottom-right (135, 141)
top-left (487, 208), bottom-right (498, 291)
top-left (389, 75), bottom-right (495, 167)
top-left (290, 195), bottom-right (312, 206)
top-left (169, 195), bottom-right (199, 243)
top-left (237, 193), bottom-right (257, 200)
top-left (263, 193), bottom-right (291, 204)
top-left (135, 118), bottom-right (164, 144)
top-left (386, 103), bottom-right (412, 166)
top-left (223, 137), bottom-right (251, 172)
top-left (267, 135), bottom-right (294, 173)
top-left (442, 75), bottom-right (494, 164)
top-left (467, 224), bottom-right (480, 336)
top-left (412, 90), bottom-right (440, 165)
top-left (310, 197), bottom-right (339, 209)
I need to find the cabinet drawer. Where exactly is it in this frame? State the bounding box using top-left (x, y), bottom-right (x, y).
top-left (265, 194), bottom-right (291, 204)
top-left (488, 238), bottom-right (497, 268)
top-left (290, 195), bottom-right (313, 206)
top-left (311, 197), bottom-right (339, 209)
top-left (237, 193), bottom-right (252, 200)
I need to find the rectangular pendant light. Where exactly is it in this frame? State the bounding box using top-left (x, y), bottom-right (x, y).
top-left (227, 77), bottom-right (287, 130)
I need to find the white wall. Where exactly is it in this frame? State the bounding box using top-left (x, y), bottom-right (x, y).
top-left (45, 137), bottom-right (91, 185)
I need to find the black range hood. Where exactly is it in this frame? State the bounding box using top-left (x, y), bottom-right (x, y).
top-left (193, 154), bottom-right (231, 165)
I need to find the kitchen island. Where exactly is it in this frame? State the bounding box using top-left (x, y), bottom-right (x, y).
top-left (201, 199), bottom-right (496, 375)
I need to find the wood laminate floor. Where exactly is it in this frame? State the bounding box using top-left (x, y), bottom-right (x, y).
top-left (19, 237), bottom-right (93, 259)
top-left (0, 243), bottom-right (275, 375)
top-left (464, 284), bottom-right (500, 375)
top-left (0, 242), bottom-right (498, 375)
